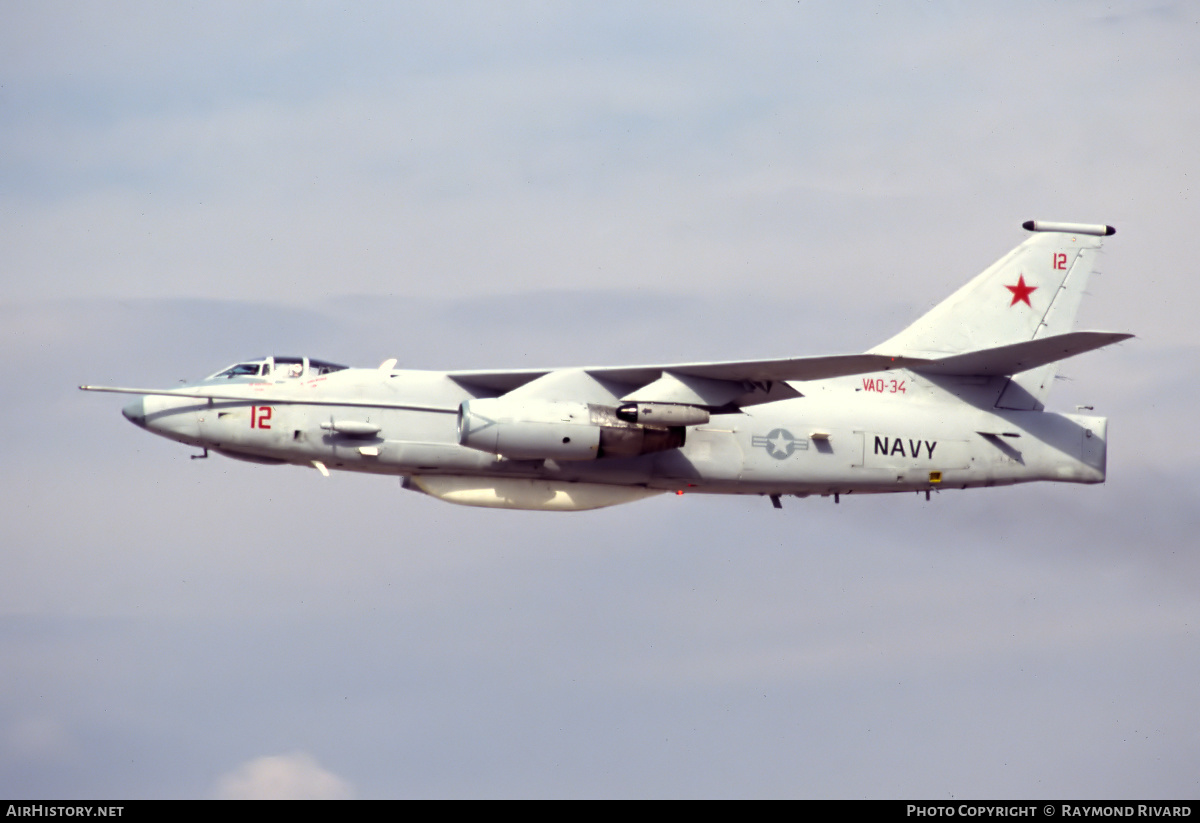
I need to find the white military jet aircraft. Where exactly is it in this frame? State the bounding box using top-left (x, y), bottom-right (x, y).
top-left (83, 221), bottom-right (1131, 511)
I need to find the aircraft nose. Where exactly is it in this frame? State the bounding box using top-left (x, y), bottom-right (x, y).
top-left (122, 398), bottom-right (146, 428)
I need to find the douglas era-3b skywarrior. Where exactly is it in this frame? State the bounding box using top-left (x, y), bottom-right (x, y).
top-left (83, 221), bottom-right (1131, 511)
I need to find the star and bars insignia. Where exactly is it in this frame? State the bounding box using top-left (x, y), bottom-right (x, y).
top-left (752, 428), bottom-right (809, 460)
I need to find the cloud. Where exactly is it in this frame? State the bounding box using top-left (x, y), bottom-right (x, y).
top-left (213, 752), bottom-right (353, 800)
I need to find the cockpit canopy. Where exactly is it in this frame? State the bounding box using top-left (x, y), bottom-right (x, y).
top-left (207, 356), bottom-right (349, 381)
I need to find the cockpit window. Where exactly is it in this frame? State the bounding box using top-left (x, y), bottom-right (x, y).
top-left (206, 357), bottom-right (349, 381)
top-left (309, 359), bottom-right (348, 375)
top-left (213, 363), bottom-right (263, 379)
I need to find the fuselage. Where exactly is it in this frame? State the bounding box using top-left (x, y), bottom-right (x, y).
top-left (120, 361), bottom-right (1107, 508)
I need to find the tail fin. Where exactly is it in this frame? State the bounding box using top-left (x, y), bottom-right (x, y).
top-left (870, 221), bottom-right (1115, 410)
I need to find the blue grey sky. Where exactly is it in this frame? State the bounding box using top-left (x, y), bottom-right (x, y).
top-left (2, 1), bottom-right (1198, 798)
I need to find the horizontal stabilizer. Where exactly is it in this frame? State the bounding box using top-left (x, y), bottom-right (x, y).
top-left (904, 331), bottom-right (1132, 376)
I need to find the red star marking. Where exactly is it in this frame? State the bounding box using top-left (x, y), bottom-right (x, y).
top-left (1005, 274), bottom-right (1037, 307)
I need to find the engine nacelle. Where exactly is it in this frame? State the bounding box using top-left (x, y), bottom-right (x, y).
top-left (459, 399), bottom-right (600, 460)
top-left (458, 398), bottom-right (685, 461)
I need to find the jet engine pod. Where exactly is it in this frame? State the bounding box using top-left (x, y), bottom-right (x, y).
top-left (458, 398), bottom-right (602, 460)
top-left (458, 398), bottom-right (686, 461)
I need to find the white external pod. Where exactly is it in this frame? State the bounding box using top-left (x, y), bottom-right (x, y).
top-left (615, 402), bottom-right (710, 426)
top-left (405, 475), bottom-right (664, 511)
top-left (1022, 220), bottom-right (1115, 236)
